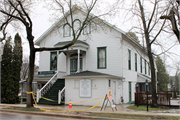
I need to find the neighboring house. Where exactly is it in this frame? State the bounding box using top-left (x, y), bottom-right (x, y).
top-left (169, 75), bottom-right (180, 91)
top-left (34, 6), bottom-right (155, 106)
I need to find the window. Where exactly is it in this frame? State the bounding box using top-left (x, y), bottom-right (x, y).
top-left (135, 53), bottom-right (137, 71)
top-left (140, 57), bottom-right (142, 73)
top-left (145, 60), bottom-right (147, 74)
top-left (50, 51), bottom-right (57, 70)
top-left (129, 82), bottom-right (132, 102)
top-left (148, 62), bottom-right (150, 75)
top-left (70, 58), bottom-right (83, 74)
top-left (63, 23), bottom-right (71, 37)
top-left (108, 80), bottom-right (111, 87)
top-left (73, 19), bottom-right (81, 35)
top-left (128, 49), bottom-right (131, 70)
top-left (83, 22), bottom-right (91, 34)
top-left (97, 47), bottom-right (106, 69)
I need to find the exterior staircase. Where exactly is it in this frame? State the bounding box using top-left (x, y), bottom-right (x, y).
top-left (38, 79), bottom-right (65, 105)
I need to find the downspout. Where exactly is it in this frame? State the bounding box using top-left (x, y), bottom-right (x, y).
top-left (77, 49), bottom-right (80, 72)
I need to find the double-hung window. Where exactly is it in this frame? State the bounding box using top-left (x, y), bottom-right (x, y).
top-left (97, 47), bottom-right (106, 69)
top-left (128, 49), bottom-right (131, 70)
top-left (63, 23), bottom-right (71, 37)
top-left (135, 53), bottom-right (137, 71)
top-left (83, 22), bottom-right (91, 35)
top-left (145, 60), bottom-right (147, 74)
top-left (148, 62), bottom-right (151, 75)
top-left (73, 19), bottom-right (81, 36)
top-left (140, 56), bottom-right (142, 73)
top-left (50, 51), bottom-right (57, 70)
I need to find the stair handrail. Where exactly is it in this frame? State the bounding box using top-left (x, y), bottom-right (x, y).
top-left (58, 86), bottom-right (65, 104)
top-left (37, 71), bottom-right (59, 102)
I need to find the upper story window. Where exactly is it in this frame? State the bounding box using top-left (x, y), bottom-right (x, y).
top-left (140, 56), bottom-right (142, 73)
top-left (97, 47), bottom-right (106, 69)
top-left (128, 49), bottom-right (131, 70)
top-left (135, 53), bottom-right (137, 72)
top-left (148, 62), bottom-right (151, 75)
top-left (83, 22), bottom-right (91, 34)
top-left (73, 19), bottom-right (81, 35)
top-left (50, 51), bottom-right (57, 70)
top-left (145, 60), bottom-right (147, 74)
top-left (63, 23), bottom-right (71, 37)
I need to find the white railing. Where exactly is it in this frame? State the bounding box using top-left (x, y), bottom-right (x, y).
top-left (58, 87), bottom-right (65, 104)
top-left (36, 71), bottom-right (59, 102)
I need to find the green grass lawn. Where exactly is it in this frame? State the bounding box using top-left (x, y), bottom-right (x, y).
top-left (4, 107), bottom-right (43, 112)
top-left (127, 105), bottom-right (169, 111)
top-left (90, 113), bottom-right (180, 119)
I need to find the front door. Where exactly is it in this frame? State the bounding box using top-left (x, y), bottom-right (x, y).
top-left (70, 58), bottom-right (82, 74)
top-left (112, 81), bottom-right (116, 103)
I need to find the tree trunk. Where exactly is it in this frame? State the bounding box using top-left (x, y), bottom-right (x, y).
top-left (148, 49), bottom-right (157, 107)
top-left (26, 26), bottom-right (35, 108)
top-left (138, 0), bottom-right (158, 107)
top-left (26, 48), bottom-right (35, 108)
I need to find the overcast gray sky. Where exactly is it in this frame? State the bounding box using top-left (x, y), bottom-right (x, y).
top-left (2, 0), bottom-right (180, 75)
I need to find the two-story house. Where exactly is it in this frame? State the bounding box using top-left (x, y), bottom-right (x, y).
top-left (34, 6), bottom-right (154, 106)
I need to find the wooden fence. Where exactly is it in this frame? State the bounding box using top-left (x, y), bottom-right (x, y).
top-left (135, 92), bottom-right (171, 106)
top-left (163, 91), bottom-right (179, 98)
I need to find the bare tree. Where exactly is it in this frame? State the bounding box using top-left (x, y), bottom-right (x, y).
top-left (160, 0), bottom-right (180, 42)
top-left (122, 0), bottom-right (169, 107)
top-left (0, 0), bottom-right (117, 107)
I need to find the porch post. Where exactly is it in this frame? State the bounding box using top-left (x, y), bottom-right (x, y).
top-left (77, 49), bottom-right (80, 72)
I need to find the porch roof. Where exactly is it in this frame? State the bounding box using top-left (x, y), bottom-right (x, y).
top-left (54, 40), bottom-right (89, 47)
top-left (137, 73), bottom-right (151, 81)
top-left (64, 70), bottom-right (124, 79)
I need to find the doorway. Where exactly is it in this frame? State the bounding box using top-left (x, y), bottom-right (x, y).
top-left (112, 81), bottom-right (116, 103)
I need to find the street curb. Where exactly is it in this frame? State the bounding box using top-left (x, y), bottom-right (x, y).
top-left (1, 109), bottom-right (120, 120)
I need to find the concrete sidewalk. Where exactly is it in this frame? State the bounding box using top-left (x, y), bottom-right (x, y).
top-left (1, 103), bottom-right (180, 118)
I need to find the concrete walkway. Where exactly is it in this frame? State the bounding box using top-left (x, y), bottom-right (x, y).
top-left (1, 103), bottom-right (180, 119)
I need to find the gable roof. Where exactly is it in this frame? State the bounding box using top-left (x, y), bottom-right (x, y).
top-left (34, 5), bottom-right (144, 51)
top-left (64, 70), bottom-right (124, 79)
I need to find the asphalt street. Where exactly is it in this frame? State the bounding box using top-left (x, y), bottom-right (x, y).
top-left (0, 112), bottom-right (91, 120)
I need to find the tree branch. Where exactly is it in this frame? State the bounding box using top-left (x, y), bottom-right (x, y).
top-left (150, 19), bottom-right (166, 45)
top-left (160, 9), bottom-right (180, 43)
top-left (147, 0), bottom-right (157, 31)
top-left (17, 0), bottom-right (32, 28)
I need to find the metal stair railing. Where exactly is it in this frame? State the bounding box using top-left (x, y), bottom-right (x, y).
top-left (58, 87), bottom-right (65, 104)
top-left (36, 71), bottom-right (59, 102)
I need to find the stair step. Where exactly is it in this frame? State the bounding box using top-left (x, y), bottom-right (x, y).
top-left (38, 79), bottom-right (65, 106)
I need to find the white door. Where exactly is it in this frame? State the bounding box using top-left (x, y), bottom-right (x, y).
top-left (112, 81), bottom-right (116, 103)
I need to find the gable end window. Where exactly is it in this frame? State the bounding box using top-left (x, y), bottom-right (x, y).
top-left (63, 23), bottom-right (71, 37)
top-left (128, 49), bottom-right (131, 70)
top-left (73, 19), bottom-right (81, 36)
top-left (83, 22), bottom-right (91, 35)
top-left (97, 47), bottom-right (107, 69)
top-left (50, 51), bottom-right (57, 70)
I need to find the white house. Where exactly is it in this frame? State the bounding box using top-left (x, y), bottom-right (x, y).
top-left (34, 6), bottom-right (155, 106)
